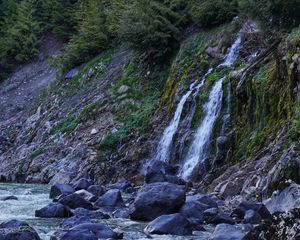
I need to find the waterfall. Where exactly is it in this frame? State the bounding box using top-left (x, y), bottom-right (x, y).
top-left (154, 69), bottom-right (213, 163)
top-left (179, 35), bottom-right (242, 180)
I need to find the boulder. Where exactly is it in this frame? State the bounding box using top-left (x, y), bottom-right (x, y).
top-left (50, 184), bottom-right (75, 199)
top-left (186, 193), bottom-right (218, 208)
top-left (35, 203), bottom-right (73, 218)
top-left (59, 193), bottom-right (93, 210)
top-left (72, 178), bottom-right (94, 191)
top-left (0, 196), bottom-right (18, 201)
top-left (179, 200), bottom-right (210, 223)
top-left (203, 208), bottom-right (235, 225)
top-left (244, 210), bottom-right (262, 224)
top-left (75, 189), bottom-right (97, 202)
top-left (61, 223), bottom-right (123, 239)
top-left (72, 208), bottom-right (109, 220)
top-left (87, 185), bottom-right (105, 197)
top-left (0, 220), bottom-right (41, 240)
top-left (109, 179), bottom-right (134, 193)
top-left (94, 189), bottom-right (124, 208)
top-left (129, 182), bottom-right (186, 221)
top-left (238, 201), bottom-right (271, 219)
top-left (144, 213), bottom-right (193, 236)
top-left (211, 224), bottom-right (245, 240)
top-left (145, 161), bottom-right (184, 185)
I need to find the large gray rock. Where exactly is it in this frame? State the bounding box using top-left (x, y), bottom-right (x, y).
top-left (203, 208), bottom-right (235, 225)
top-left (59, 193), bottom-right (93, 210)
top-left (50, 184), bottom-right (75, 199)
top-left (179, 200), bottom-right (210, 223)
top-left (72, 178), bottom-right (94, 191)
top-left (211, 224), bottom-right (245, 240)
top-left (60, 223), bottom-right (123, 240)
top-left (94, 189), bottom-right (124, 208)
top-left (129, 182), bottom-right (186, 221)
top-left (87, 185), bottom-right (105, 197)
top-left (35, 203), bottom-right (73, 218)
top-left (144, 213), bottom-right (193, 236)
top-left (0, 220), bottom-right (41, 240)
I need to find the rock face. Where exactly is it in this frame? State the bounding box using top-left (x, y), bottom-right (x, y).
top-left (50, 184), bottom-right (75, 199)
top-left (59, 193), bottom-right (93, 210)
top-left (129, 182), bottom-right (186, 221)
top-left (35, 203), bottom-right (73, 218)
top-left (144, 213), bottom-right (193, 236)
top-left (0, 220), bottom-right (41, 240)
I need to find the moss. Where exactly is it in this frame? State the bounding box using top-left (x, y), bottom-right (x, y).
top-left (49, 116), bottom-right (78, 136)
top-left (29, 148), bottom-right (44, 161)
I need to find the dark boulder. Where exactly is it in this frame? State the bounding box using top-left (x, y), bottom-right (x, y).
top-left (60, 230), bottom-right (97, 240)
top-left (186, 193), bottom-right (218, 208)
top-left (94, 189), bottom-right (125, 208)
top-left (238, 201), bottom-right (271, 219)
top-left (129, 182), bottom-right (186, 221)
top-left (66, 223), bottom-right (123, 239)
top-left (72, 178), bottom-right (94, 191)
top-left (59, 193), bottom-right (93, 210)
top-left (203, 208), bottom-right (235, 225)
top-left (72, 208), bottom-right (110, 220)
top-left (211, 223), bottom-right (245, 240)
top-left (179, 200), bottom-right (210, 223)
top-left (244, 209), bottom-right (262, 224)
top-left (0, 196), bottom-right (18, 201)
top-left (61, 217), bottom-right (91, 229)
top-left (0, 220), bottom-right (41, 240)
top-left (35, 203), bottom-right (73, 218)
top-left (145, 161), bottom-right (184, 185)
top-left (144, 213), bottom-right (194, 236)
top-left (87, 185), bottom-right (105, 197)
top-left (50, 184), bottom-right (75, 199)
top-left (109, 179), bottom-right (134, 193)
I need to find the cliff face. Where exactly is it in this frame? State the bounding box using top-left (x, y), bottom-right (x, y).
top-left (1, 18), bottom-right (300, 209)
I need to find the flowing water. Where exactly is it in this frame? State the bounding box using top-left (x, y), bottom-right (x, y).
top-left (180, 36), bottom-right (242, 180)
top-left (0, 183), bottom-right (213, 240)
top-left (154, 69), bottom-right (213, 163)
top-left (153, 35), bottom-right (241, 179)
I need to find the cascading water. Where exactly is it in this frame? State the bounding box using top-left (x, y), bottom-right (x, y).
top-left (179, 35), bottom-right (242, 180)
top-left (154, 69), bottom-right (212, 163)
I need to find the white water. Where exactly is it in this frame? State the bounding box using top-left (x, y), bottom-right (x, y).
top-left (154, 69), bottom-right (213, 163)
top-left (179, 36), bottom-right (242, 180)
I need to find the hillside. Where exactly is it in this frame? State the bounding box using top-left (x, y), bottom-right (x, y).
top-left (1, 0), bottom-right (300, 240)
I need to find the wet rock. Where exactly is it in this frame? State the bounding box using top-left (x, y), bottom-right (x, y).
top-left (203, 208), bottom-right (235, 225)
top-left (72, 178), bottom-right (94, 191)
top-left (109, 179), bottom-right (134, 193)
top-left (61, 223), bottom-right (123, 240)
top-left (117, 85), bottom-right (129, 95)
top-left (112, 209), bottom-right (129, 219)
top-left (144, 213), bottom-right (193, 236)
top-left (65, 68), bottom-right (79, 80)
top-left (187, 193), bottom-right (218, 208)
top-left (87, 185), bottom-right (105, 197)
top-left (211, 223), bottom-right (245, 240)
top-left (35, 203), bottom-right (73, 218)
top-left (0, 195), bottom-right (18, 201)
top-left (244, 209), bottom-right (262, 224)
top-left (50, 184), bottom-right (75, 199)
top-left (59, 193), bottom-right (93, 210)
top-left (264, 184), bottom-right (300, 213)
top-left (72, 208), bottom-right (110, 220)
top-left (94, 189), bottom-right (125, 208)
top-left (145, 161), bottom-right (184, 185)
top-left (0, 220), bottom-right (41, 240)
top-left (75, 189), bottom-right (97, 202)
top-left (238, 201), bottom-right (271, 219)
top-left (179, 200), bottom-right (210, 223)
top-left (244, 208), bottom-right (300, 240)
top-left (129, 182), bottom-right (186, 221)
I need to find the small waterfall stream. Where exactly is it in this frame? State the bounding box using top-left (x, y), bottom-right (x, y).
top-left (154, 34), bottom-right (242, 180)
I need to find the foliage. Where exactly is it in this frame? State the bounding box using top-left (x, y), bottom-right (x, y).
top-left (189, 0), bottom-right (238, 27)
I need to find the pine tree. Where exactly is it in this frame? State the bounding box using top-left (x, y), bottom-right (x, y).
top-left (119, 0), bottom-right (186, 59)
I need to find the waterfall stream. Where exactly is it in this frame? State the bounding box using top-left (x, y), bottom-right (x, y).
top-left (154, 34), bottom-right (242, 180)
